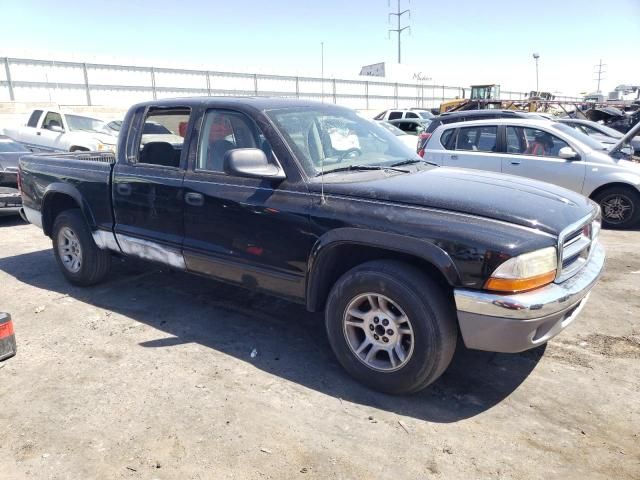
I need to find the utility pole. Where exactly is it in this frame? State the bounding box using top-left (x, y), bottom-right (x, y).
top-left (389, 0), bottom-right (410, 64)
top-left (593, 59), bottom-right (606, 93)
top-left (532, 53), bottom-right (540, 93)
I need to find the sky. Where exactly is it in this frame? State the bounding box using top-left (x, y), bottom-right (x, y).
top-left (1, 0), bottom-right (639, 97)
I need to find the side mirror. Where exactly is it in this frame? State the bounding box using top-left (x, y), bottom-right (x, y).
top-left (48, 124), bottom-right (64, 133)
top-left (558, 146), bottom-right (580, 160)
top-left (224, 148), bottom-right (286, 180)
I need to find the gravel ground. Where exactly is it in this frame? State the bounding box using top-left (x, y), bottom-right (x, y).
top-left (0, 216), bottom-right (638, 479)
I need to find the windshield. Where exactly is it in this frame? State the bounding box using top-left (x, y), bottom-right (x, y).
top-left (588, 122), bottom-right (623, 138)
top-left (66, 114), bottom-right (108, 133)
top-left (379, 122), bottom-right (406, 136)
top-left (0, 138), bottom-right (29, 153)
top-left (552, 123), bottom-right (609, 151)
top-left (266, 106), bottom-right (420, 176)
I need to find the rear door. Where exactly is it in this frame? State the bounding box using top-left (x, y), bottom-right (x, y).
top-left (500, 126), bottom-right (586, 192)
top-left (445, 125), bottom-right (501, 172)
top-left (112, 105), bottom-right (192, 266)
top-left (19, 110), bottom-right (44, 151)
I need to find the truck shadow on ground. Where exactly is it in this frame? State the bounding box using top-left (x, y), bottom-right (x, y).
top-left (0, 247), bottom-right (547, 423)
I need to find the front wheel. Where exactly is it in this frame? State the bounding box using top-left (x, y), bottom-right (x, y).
top-left (52, 209), bottom-right (111, 286)
top-left (325, 260), bottom-right (458, 394)
top-left (593, 187), bottom-right (640, 229)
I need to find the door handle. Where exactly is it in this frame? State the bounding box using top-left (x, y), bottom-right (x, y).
top-left (116, 183), bottom-right (132, 196)
top-left (510, 161), bottom-right (521, 165)
top-left (36, 132), bottom-right (41, 136)
top-left (450, 155), bottom-right (458, 160)
top-left (185, 192), bottom-right (204, 207)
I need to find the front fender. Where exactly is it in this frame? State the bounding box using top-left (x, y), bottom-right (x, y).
top-left (584, 166), bottom-right (640, 197)
top-left (305, 227), bottom-right (461, 311)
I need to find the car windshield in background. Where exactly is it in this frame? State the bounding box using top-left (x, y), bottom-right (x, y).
top-left (66, 115), bottom-right (108, 133)
top-left (379, 122), bottom-right (406, 136)
top-left (590, 122), bottom-right (624, 138)
top-left (143, 122), bottom-right (172, 135)
top-left (0, 138), bottom-right (29, 152)
top-left (418, 111), bottom-right (434, 119)
top-left (266, 106), bottom-right (420, 176)
top-left (553, 123), bottom-right (610, 151)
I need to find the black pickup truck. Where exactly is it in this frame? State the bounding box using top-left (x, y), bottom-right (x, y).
top-left (19, 97), bottom-right (605, 394)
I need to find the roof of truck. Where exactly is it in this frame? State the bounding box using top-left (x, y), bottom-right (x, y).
top-left (131, 96), bottom-right (343, 111)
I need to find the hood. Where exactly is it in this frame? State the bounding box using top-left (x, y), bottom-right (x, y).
top-left (314, 167), bottom-right (596, 236)
top-left (585, 107), bottom-right (625, 123)
top-left (91, 132), bottom-right (118, 144)
top-left (0, 152), bottom-right (25, 171)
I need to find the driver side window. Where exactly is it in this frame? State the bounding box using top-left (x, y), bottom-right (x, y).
top-left (42, 112), bottom-right (63, 131)
top-left (197, 110), bottom-right (273, 172)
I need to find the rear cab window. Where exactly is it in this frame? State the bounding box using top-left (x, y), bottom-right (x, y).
top-left (127, 107), bottom-right (191, 168)
top-left (27, 110), bottom-right (43, 128)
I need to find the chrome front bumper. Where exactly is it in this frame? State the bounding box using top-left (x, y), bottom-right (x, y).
top-left (454, 242), bottom-right (605, 353)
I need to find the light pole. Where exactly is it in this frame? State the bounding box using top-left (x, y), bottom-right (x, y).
top-left (321, 41), bottom-right (324, 103)
top-left (532, 53), bottom-right (540, 93)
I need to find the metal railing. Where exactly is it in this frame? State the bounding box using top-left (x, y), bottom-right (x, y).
top-left (0, 57), bottom-right (581, 110)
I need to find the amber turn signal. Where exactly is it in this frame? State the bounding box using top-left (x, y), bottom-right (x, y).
top-left (484, 270), bottom-right (556, 293)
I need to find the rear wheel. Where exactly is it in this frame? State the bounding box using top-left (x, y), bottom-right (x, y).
top-left (52, 209), bottom-right (110, 286)
top-left (593, 186), bottom-right (640, 229)
top-left (325, 260), bottom-right (457, 394)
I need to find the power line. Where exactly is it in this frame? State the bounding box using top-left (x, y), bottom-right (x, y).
top-left (388, 0), bottom-right (410, 64)
top-left (593, 59), bottom-right (607, 93)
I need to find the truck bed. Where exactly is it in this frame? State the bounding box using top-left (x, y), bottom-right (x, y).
top-left (19, 152), bottom-right (116, 233)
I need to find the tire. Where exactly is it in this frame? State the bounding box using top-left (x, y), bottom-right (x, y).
top-left (593, 186), bottom-right (640, 229)
top-left (325, 260), bottom-right (458, 395)
top-left (52, 209), bottom-right (111, 286)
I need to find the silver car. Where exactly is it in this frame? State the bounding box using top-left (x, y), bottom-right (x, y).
top-left (423, 118), bottom-right (640, 228)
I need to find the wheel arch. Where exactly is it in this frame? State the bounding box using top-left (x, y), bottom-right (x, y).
top-left (41, 183), bottom-right (96, 237)
top-left (588, 181), bottom-right (640, 200)
top-left (306, 228), bottom-right (461, 312)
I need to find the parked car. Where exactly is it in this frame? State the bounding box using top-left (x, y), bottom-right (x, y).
top-left (0, 135), bottom-right (28, 214)
top-left (4, 109), bottom-right (117, 153)
top-left (373, 109), bottom-right (433, 121)
top-left (386, 118), bottom-right (431, 135)
top-left (378, 121), bottom-right (420, 149)
top-left (585, 107), bottom-right (640, 134)
top-left (104, 119), bottom-right (184, 146)
top-left (19, 97), bottom-right (605, 394)
top-left (423, 118), bottom-right (640, 228)
top-left (559, 118), bottom-right (640, 153)
top-left (417, 109), bottom-right (542, 156)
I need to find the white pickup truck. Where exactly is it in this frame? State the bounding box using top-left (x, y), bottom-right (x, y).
top-left (3, 109), bottom-right (117, 153)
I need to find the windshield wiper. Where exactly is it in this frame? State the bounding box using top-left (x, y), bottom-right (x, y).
top-left (316, 164), bottom-right (408, 176)
top-left (390, 158), bottom-right (438, 167)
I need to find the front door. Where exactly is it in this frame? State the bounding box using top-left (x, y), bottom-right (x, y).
top-left (112, 106), bottom-right (192, 267)
top-left (500, 125), bottom-right (586, 192)
top-left (182, 108), bottom-right (313, 301)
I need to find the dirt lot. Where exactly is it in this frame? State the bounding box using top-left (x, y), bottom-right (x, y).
top-left (0, 216), bottom-right (638, 479)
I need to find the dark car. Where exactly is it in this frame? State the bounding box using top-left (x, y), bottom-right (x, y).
top-left (0, 135), bottom-right (28, 214)
top-left (19, 97), bottom-right (604, 394)
top-left (417, 109), bottom-right (542, 155)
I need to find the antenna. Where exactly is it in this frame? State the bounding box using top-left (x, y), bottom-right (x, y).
top-left (593, 59), bottom-right (607, 93)
top-left (388, 0), bottom-right (411, 63)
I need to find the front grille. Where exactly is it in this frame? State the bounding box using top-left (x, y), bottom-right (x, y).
top-left (556, 214), bottom-right (600, 282)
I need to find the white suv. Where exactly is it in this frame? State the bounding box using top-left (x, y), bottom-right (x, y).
top-left (373, 109), bottom-right (434, 121)
top-left (423, 118), bottom-right (640, 229)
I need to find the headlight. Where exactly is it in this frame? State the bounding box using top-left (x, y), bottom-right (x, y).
top-left (485, 246), bottom-right (557, 293)
top-left (96, 142), bottom-right (116, 152)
